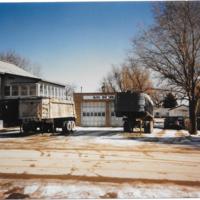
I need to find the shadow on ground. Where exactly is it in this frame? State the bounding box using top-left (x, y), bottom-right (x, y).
top-left (109, 134), bottom-right (200, 148)
top-left (0, 129), bottom-right (122, 138)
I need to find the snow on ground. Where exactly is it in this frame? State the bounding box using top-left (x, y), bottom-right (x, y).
top-left (75, 126), bottom-right (123, 131)
top-left (1, 179), bottom-right (200, 199)
top-left (1, 127), bottom-right (200, 198)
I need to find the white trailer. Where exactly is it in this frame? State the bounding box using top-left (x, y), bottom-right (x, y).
top-left (19, 97), bottom-right (76, 134)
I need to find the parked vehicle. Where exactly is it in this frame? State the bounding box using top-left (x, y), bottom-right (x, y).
top-left (114, 91), bottom-right (154, 133)
top-left (19, 97), bottom-right (76, 134)
top-left (164, 116), bottom-right (185, 130)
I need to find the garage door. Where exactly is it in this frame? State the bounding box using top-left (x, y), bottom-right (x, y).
top-left (109, 102), bottom-right (123, 127)
top-left (81, 102), bottom-right (106, 126)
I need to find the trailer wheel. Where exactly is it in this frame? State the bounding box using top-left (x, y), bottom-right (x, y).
top-left (62, 121), bottom-right (71, 135)
top-left (144, 121), bottom-right (153, 134)
top-left (22, 122), bottom-right (36, 134)
top-left (71, 121), bottom-right (75, 132)
top-left (123, 120), bottom-right (132, 132)
top-left (22, 123), bottom-right (30, 134)
top-left (149, 120), bottom-right (154, 133)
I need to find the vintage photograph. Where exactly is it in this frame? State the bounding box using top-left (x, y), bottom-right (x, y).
top-left (0, 1), bottom-right (200, 199)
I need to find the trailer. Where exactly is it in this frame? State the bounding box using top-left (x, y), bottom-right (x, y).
top-left (115, 91), bottom-right (154, 133)
top-left (19, 97), bottom-right (76, 134)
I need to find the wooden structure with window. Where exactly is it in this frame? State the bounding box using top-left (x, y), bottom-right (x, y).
top-left (0, 61), bottom-right (66, 126)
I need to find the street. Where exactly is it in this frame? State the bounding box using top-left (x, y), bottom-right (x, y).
top-left (0, 127), bottom-right (200, 198)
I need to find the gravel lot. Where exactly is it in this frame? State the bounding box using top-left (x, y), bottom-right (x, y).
top-left (0, 127), bottom-right (200, 198)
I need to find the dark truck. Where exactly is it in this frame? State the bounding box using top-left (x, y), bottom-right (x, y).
top-left (115, 91), bottom-right (154, 133)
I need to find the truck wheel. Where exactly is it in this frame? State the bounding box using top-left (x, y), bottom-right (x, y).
top-left (22, 123), bottom-right (30, 133)
top-left (144, 121), bottom-right (153, 134)
top-left (149, 120), bottom-right (154, 133)
top-left (123, 121), bottom-right (132, 132)
top-left (41, 124), bottom-right (49, 133)
top-left (62, 121), bottom-right (71, 135)
top-left (67, 121), bottom-right (72, 132)
top-left (71, 121), bottom-right (75, 132)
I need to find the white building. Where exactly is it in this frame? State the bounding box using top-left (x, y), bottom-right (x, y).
top-left (154, 105), bottom-right (189, 118)
top-left (154, 107), bottom-right (170, 118)
top-left (168, 105), bottom-right (189, 117)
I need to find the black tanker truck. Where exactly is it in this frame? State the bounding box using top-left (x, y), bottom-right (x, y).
top-left (115, 91), bottom-right (154, 133)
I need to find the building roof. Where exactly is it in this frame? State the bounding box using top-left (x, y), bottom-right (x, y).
top-left (0, 60), bottom-right (39, 79)
top-left (40, 79), bottom-right (66, 87)
top-left (0, 61), bottom-right (66, 87)
top-left (169, 105), bottom-right (189, 111)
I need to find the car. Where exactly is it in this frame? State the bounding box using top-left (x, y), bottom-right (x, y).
top-left (164, 116), bottom-right (185, 130)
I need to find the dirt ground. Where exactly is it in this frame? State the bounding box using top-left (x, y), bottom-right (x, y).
top-left (0, 127), bottom-right (200, 198)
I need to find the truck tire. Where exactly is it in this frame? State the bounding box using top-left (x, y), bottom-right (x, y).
top-left (62, 121), bottom-right (71, 135)
top-left (22, 123), bottom-right (30, 133)
top-left (71, 121), bottom-right (75, 132)
top-left (144, 121), bottom-right (153, 134)
top-left (149, 120), bottom-right (154, 133)
top-left (22, 123), bottom-right (37, 133)
top-left (123, 120), bottom-right (132, 132)
top-left (67, 121), bottom-right (72, 132)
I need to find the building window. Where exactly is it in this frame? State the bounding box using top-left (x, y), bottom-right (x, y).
top-left (98, 112), bottom-right (101, 116)
top-left (58, 88), bottom-right (60, 98)
top-left (12, 85), bottom-right (19, 96)
top-left (51, 86), bottom-right (54, 97)
top-left (40, 84), bottom-right (43, 96)
top-left (91, 112), bottom-right (94, 116)
top-left (44, 85), bottom-right (47, 96)
top-left (155, 112), bottom-right (159, 117)
top-left (4, 86), bottom-right (11, 96)
top-left (94, 112), bottom-right (97, 117)
top-left (21, 85), bottom-right (28, 96)
top-left (83, 112), bottom-right (86, 116)
top-left (46, 85), bottom-right (49, 96)
top-left (30, 85), bottom-right (36, 96)
top-left (111, 112), bottom-right (115, 116)
top-left (102, 112), bottom-right (105, 116)
top-left (48, 86), bottom-right (51, 97)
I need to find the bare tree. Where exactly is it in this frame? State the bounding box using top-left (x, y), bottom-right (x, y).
top-left (150, 89), bottom-right (165, 107)
top-left (0, 50), bottom-right (41, 76)
top-left (65, 83), bottom-right (76, 97)
top-left (134, 2), bottom-right (200, 134)
top-left (100, 59), bottom-right (153, 94)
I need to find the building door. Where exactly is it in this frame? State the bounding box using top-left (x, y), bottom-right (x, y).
top-left (0, 99), bottom-right (19, 127)
top-left (109, 102), bottom-right (123, 127)
top-left (81, 102), bottom-right (106, 126)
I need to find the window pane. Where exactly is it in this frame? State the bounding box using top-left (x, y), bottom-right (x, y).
top-left (30, 85), bottom-right (36, 96)
top-left (44, 85), bottom-right (47, 96)
top-left (21, 85), bottom-right (27, 96)
top-left (48, 86), bottom-right (51, 97)
top-left (4, 86), bottom-right (10, 96)
top-left (40, 84), bottom-right (43, 96)
top-left (12, 85), bottom-right (19, 96)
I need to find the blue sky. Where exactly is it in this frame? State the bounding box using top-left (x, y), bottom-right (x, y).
top-left (0, 2), bottom-right (154, 92)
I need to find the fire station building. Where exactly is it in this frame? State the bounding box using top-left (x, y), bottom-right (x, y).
top-left (73, 93), bottom-right (123, 127)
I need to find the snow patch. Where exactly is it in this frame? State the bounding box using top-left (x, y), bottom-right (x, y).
top-left (24, 184), bottom-right (39, 194)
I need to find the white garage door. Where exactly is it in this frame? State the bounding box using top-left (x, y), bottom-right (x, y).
top-left (81, 102), bottom-right (106, 126)
top-left (109, 102), bottom-right (123, 127)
